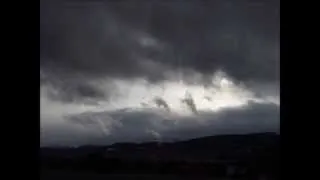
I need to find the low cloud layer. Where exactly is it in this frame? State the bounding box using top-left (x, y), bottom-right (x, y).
top-left (40, 75), bottom-right (279, 146)
top-left (41, 102), bottom-right (279, 146)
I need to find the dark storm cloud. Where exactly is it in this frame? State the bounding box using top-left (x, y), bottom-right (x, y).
top-left (109, 0), bottom-right (279, 83)
top-left (52, 102), bottom-right (279, 146)
top-left (40, 0), bottom-right (280, 146)
top-left (40, 0), bottom-right (170, 83)
top-left (40, 0), bottom-right (279, 85)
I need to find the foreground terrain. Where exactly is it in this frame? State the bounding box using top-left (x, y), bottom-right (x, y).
top-left (40, 133), bottom-right (279, 179)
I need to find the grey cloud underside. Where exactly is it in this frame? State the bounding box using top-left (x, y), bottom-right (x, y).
top-left (41, 102), bottom-right (279, 146)
top-left (40, 0), bottom-right (279, 85)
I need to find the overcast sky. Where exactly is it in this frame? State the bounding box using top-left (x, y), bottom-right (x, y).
top-left (40, 0), bottom-right (279, 147)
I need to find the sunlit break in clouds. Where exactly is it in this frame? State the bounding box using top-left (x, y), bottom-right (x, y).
top-left (40, 0), bottom-right (279, 146)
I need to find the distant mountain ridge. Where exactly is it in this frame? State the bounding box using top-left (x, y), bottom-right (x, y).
top-left (41, 132), bottom-right (279, 178)
top-left (41, 132), bottom-right (279, 161)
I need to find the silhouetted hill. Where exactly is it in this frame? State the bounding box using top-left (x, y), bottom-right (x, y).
top-left (41, 133), bottom-right (279, 179)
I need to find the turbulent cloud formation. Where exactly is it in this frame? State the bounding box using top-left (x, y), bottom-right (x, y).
top-left (40, 0), bottom-right (279, 146)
